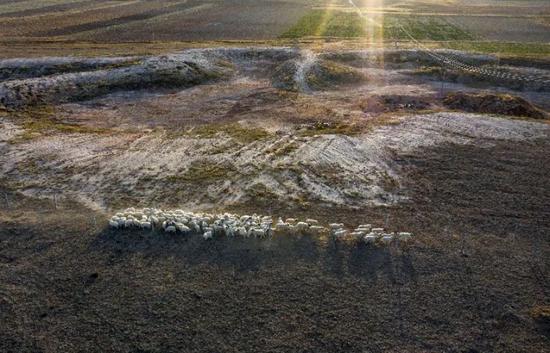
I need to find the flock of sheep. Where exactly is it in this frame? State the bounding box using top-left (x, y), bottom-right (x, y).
top-left (108, 208), bottom-right (413, 245)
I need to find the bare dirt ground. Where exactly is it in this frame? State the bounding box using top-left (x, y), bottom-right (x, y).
top-left (1, 48), bottom-right (549, 211)
top-left (1, 136), bottom-right (549, 353)
top-left (0, 45), bottom-right (549, 352)
top-left (1, 0), bottom-right (550, 347)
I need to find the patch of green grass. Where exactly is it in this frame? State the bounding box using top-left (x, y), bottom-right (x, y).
top-left (384, 16), bottom-right (474, 41)
top-left (298, 121), bottom-right (363, 137)
top-left (280, 10), bottom-right (365, 38)
top-left (281, 10), bottom-right (472, 41)
top-left (441, 41), bottom-right (550, 57)
top-left (9, 106), bottom-right (107, 143)
top-left (22, 119), bottom-right (106, 135)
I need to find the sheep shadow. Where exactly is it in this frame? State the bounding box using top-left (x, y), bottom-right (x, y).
top-left (91, 228), bottom-right (322, 273)
top-left (347, 242), bottom-right (395, 284)
top-left (91, 227), bottom-right (412, 281)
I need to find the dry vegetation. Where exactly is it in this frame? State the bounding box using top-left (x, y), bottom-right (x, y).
top-left (1, 1), bottom-right (549, 352)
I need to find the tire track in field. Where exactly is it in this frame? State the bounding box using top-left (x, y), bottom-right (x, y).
top-left (0, 0), bottom-right (97, 18)
top-left (34, 0), bottom-right (202, 37)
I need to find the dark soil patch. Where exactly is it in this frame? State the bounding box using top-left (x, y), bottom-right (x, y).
top-left (443, 92), bottom-right (548, 119)
top-left (0, 0), bottom-right (98, 18)
top-left (360, 94), bottom-right (435, 114)
top-left (1, 139), bottom-right (549, 353)
top-left (34, 1), bottom-right (206, 37)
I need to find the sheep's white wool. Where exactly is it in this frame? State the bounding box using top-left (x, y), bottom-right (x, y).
top-left (107, 208), bottom-right (413, 245)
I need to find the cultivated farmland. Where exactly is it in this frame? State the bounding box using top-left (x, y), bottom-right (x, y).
top-left (1, 1), bottom-right (549, 353)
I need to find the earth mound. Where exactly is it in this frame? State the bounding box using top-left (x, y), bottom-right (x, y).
top-left (443, 92), bottom-right (548, 119)
top-left (306, 60), bottom-right (366, 90)
top-left (271, 59), bottom-right (366, 92)
top-left (360, 94), bottom-right (435, 114)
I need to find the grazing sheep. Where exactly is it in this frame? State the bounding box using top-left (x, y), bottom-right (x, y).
top-left (309, 225), bottom-right (326, 235)
top-left (363, 235), bottom-right (377, 244)
top-left (236, 227), bottom-right (248, 237)
top-left (240, 215), bottom-right (251, 223)
top-left (355, 225), bottom-right (371, 233)
top-left (295, 221), bottom-right (309, 232)
top-left (398, 232), bottom-right (412, 242)
top-left (189, 221), bottom-right (201, 233)
top-left (350, 231), bottom-right (365, 239)
top-left (250, 228), bottom-right (266, 238)
top-left (108, 207), bottom-right (413, 247)
top-left (333, 229), bottom-right (348, 238)
top-left (276, 222), bottom-right (290, 232)
top-left (381, 234), bottom-right (394, 245)
top-left (176, 223), bottom-right (190, 233)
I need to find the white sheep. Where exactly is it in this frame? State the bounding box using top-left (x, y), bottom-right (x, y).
top-left (355, 225), bottom-right (371, 233)
top-left (398, 232), bottom-right (412, 242)
top-left (333, 229), bottom-right (348, 238)
top-left (295, 221), bottom-right (309, 232)
top-left (371, 227), bottom-right (384, 234)
top-left (233, 226), bottom-right (245, 237)
top-left (176, 223), bottom-right (190, 233)
top-left (309, 225), bottom-right (326, 235)
top-left (381, 234), bottom-right (394, 245)
top-left (363, 235), bottom-right (377, 244)
top-left (203, 231), bottom-right (213, 240)
top-left (275, 222), bottom-right (290, 233)
top-left (240, 215), bottom-right (251, 223)
top-left (350, 231), bottom-right (365, 239)
top-left (165, 225), bottom-right (176, 233)
top-left (250, 228), bottom-right (266, 238)
top-left (109, 220), bottom-right (119, 229)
